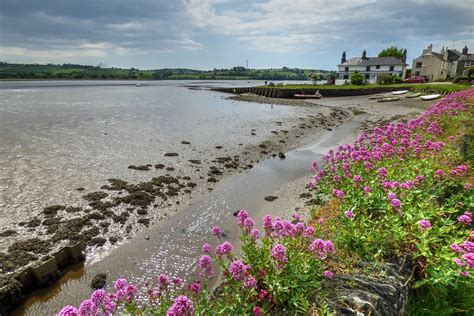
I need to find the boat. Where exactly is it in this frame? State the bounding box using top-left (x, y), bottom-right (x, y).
top-left (135, 83), bottom-right (149, 87)
top-left (368, 94), bottom-right (386, 100)
top-left (405, 92), bottom-right (421, 98)
top-left (294, 90), bottom-right (322, 99)
top-left (377, 97), bottom-right (400, 102)
top-left (420, 94), bottom-right (441, 100)
top-left (392, 90), bottom-right (409, 95)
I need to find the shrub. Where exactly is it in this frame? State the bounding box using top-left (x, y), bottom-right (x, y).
top-left (350, 71), bottom-right (364, 85)
top-left (377, 73), bottom-right (394, 84)
top-left (392, 75), bottom-right (402, 84)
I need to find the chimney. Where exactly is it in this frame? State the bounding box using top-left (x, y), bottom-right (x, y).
top-left (462, 45), bottom-right (468, 55)
top-left (341, 51), bottom-right (347, 64)
top-left (402, 49), bottom-right (407, 63)
top-left (362, 50), bottom-right (367, 59)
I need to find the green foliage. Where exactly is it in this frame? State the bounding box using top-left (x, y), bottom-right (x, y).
top-left (378, 46), bottom-right (404, 59)
top-left (392, 75), bottom-right (402, 84)
top-left (308, 72), bottom-right (325, 84)
top-left (350, 71), bottom-right (364, 85)
top-left (0, 62), bottom-right (334, 81)
top-left (468, 65), bottom-right (474, 79)
top-left (377, 73), bottom-right (394, 84)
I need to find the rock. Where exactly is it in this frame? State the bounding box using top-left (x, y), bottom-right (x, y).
top-left (324, 256), bottom-right (412, 315)
top-left (278, 152), bottom-right (286, 159)
top-left (91, 273), bottom-right (107, 290)
top-left (164, 153), bottom-right (179, 157)
top-left (264, 196), bottom-right (278, 202)
top-left (181, 141), bottom-right (191, 145)
top-left (154, 164), bottom-right (165, 169)
top-left (128, 165), bottom-right (150, 171)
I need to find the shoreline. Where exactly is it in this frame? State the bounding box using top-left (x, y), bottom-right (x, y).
top-left (2, 93), bottom-right (350, 313)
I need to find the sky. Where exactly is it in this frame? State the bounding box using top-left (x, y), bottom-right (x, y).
top-left (0, 0), bottom-right (473, 70)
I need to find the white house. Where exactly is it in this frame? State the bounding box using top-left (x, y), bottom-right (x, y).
top-left (336, 50), bottom-right (407, 85)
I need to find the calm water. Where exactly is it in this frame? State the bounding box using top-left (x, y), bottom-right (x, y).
top-left (0, 80), bottom-right (307, 236)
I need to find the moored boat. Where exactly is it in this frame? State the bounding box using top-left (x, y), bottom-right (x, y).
top-left (405, 92), bottom-right (421, 98)
top-left (421, 94), bottom-right (441, 100)
top-left (377, 96), bottom-right (400, 102)
top-left (392, 90), bottom-right (409, 95)
top-left (368, 94), bottom-right (386, 100)
top-left (294, 90), bottom-right (322, 99)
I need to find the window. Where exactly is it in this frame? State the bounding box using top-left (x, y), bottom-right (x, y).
top-left (366, 66), bottom-right (370, 71)
top-left (415, 62), bottom-right (422, 68)
top-left (343, 74), bottom-right (349, 79)
top-left (376, 65), bottom-right (380, 69)
top-left (365, 74), bottom-right (370, 79)
top-left (389, 66), bottom-right (394, 71)
top-left (344, 66), bottom-right (349, 72)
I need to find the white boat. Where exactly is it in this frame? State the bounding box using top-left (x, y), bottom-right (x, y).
top-left (405, 92), bottom-right (421, 98)
top-left (392, 90), bottom-right (409, 95)
top-left (377, 96), bottom-right (400, 102)
top-left (421, 94), bottom-right (441, 100)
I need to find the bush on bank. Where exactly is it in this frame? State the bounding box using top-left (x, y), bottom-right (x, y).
top-left (59, 89), bottom-right (473, 315)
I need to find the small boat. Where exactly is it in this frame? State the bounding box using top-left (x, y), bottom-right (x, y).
top-left (377, 97), bottom-right (400, 102)
top-left (405, 92), bottom-right (421, 98)
top-left (421, 94), bottom-right (441, 100)
top-left (135, 83), bottom-right (149, 87)
top-left (368, 94), bottom-right (386, 100)
top-left (294, 90), bottom-right (322, 99)
top-left (392, 90), bottom-right (409, 95)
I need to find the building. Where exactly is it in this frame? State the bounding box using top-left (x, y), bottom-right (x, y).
top-left (336, 50), bottom-right (407, 85)
top-left (411, 44), bottom-right (471, 81)
top-left (456, 46), bottom-right (474, 77)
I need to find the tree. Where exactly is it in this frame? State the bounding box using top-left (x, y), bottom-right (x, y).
top-left (350, 71), bottom-right (364, 85)
top-left (378, 46), bottom-right (404, 59)
top-left (468, 65), bottom-right (474, 79)
top-left (307, 72), bottom-right (324, 84)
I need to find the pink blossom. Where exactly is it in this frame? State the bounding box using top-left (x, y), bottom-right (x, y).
top-left (418, 219), bottom-right (432, 230)
top-left (460, 271), bottom-right (470, 277)
top-left (391, 198), bottom-right (401, 208)
top-left (237, 209), bottom-right (249, 226)
top-left (173, 278), bottom-right (183, 286)
top-left (303, 226), bottom-right (315, 238)
top-left (78, 299), bottom-right (97, 316)
top-left (202, 243), bottom-right (211, 253)
top-left (450, 243), bottom-right (463, 253)
top-left (90, 289), bottom-right (107, 306)
top-left (363, 186), bottom-right (371, 194)
top-left (250, 228), bottom-right (260, 240)
top-left (253, 306), bottom-right (262, 316)
top-left (228, 260), bottom-right (251, 281)
top-left (323, 270), bottom-right (334, 279)
top-left (166, 295), bottom-right (195, 316)
top-left (458, 212), bottom-right (472, 225)
top-left (345, 210), bottom-right (354, 219)
top-left (114, 278), bottom-right (127, 291)
top-left (243, 217), bottom-right (254, 230)
top-left (58, 306), bottom-right (78, 316)
top-left (212, 226), bottom-right (224, 237)
top-left (333, 189), bottom-right (345, 199)
top-left (271, 244), bottom-right (287, 264)
top-left (243, 276), bottom-right (258, 289)
top-left (216, 241), bottom-right (233, 257)
top-left (188, 281), bottom-right (201, 294)
top-left (353, 175), bottom-right (362, 183)
top-left (308, 239), bottom-right (335, 259)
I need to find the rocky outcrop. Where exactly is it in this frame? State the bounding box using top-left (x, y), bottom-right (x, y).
top-left (324, 256), bottom-right (412, 315)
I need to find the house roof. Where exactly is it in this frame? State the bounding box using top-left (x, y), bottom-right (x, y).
top-left (459, 54), bottom-right (474, 61)
top-left (338, 56), bottom-right (405, 67)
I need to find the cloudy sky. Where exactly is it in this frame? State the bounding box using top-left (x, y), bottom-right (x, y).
top-left (0, 0), bottom-right (473, 70)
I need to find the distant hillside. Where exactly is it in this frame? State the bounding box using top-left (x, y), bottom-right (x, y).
top-left (0, 62), bottom-right (334, 80)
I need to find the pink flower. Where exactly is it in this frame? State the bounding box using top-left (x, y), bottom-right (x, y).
top-left (454, 258), bottom-right (466, 267)
top-left (363, 186), bottom-right (371, 194)
top-left (253, 306), bottom-right (262, 316)
top-left (353, 175), bottom-right (362, 183)
top-left (418, 219), bottom-right (432, 230)
top-left (90, 289), bottom-right (107, 305)
top-left (229, 260), bottom-right (251, 281)
top-left (462, 253), bottom-right (474, 269)
top-left (323, 270), bottom-right (334, 279)
top-left (243, 217), bottom-right (254, 230)
top-left (333, 189), bottom-right (345, 199)
top-left (458, 212), bottom-right (472, 225)
top-left (450, 243), bottom-right (463, 253)
top-left (303, 226), bottom-right (315, 238)
top-left (201, 243), bottom-right (211, 253)
top-left (460, 271), bottom-right (470, 277)
top-left (173, 278), bottom-right (183, 286)
top-left (465, 182), bottom-right (473, 189)
top-left (387, 192), bottom-right (397, 200)
top-left (237, 209), bottom-right (249, 226)
top-left (58, 306), bottom-right (78, 316)
top-left (114, 278), bottom-right (127, 291)
top-left (250, 228), bottom-right (260, 240)
top-left (345, 210), bottom-right (354, 219)
top-left (216, 241), bottom-right (233, 257)
top-left (188, 281), bottom-right (201, 294)
top-left (271, 244), bottom-right (287, 264)
top-left (318, 217), bottom-right (325, 225)
top-left (78, 299), bottom-right (97, 315)
top-left (391, 198), bottom-right (401, 208)
top-left (212, 226), bottom-right (224, 237)
top-left (167, 295), bottom-right (195, 316)
top-left (309, 239), bottom-right (335, 259)
top-left (243, 276), bottom-right (258, 289)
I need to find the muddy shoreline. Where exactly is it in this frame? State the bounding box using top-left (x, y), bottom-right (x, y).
top-left (1, 92), bottom-right (352, 313)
